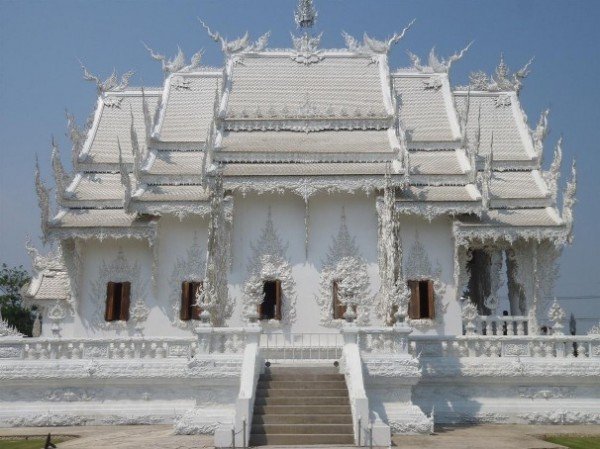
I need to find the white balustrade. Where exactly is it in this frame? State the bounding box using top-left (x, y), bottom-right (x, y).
top-left (260, 332), bottom-right (343, 361)
top-left (409, 334), bottom-right (600, 359)
top-left (475, 315), bottom-right (529, 336)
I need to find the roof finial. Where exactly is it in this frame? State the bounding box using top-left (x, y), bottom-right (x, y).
top-left (295, 0), bottom-right (317, 29)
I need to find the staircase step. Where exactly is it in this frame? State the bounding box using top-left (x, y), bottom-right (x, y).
top-left (254, 396), bottom-right (349, 406)
top-left (249, 433), bottom-right (355, 445)
top-left (253, 414), bottom-right (352, 425)
top-left (259, 373), bottom-right (345, 382)
top-left (256, 388), bottom-right (349, 398)
top-left (252, 423), bottom-right (353, 435)
top-left (257, 380), bottom-right (347, 389)
top-left (254, 404), bottom-right (352, 415)
top-left (264, 366), bottom-right (340, 376)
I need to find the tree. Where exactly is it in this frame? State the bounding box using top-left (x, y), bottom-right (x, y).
top-left (0, 264), bottom-right (34, 336)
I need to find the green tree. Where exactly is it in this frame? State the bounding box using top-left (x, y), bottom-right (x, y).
top-left (0, 264), bottom-right (34, 336)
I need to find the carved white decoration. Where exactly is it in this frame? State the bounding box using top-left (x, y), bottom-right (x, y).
top-left (407, 41), bottom-right (472, 73)
top-left (343, 19), bottom-right (415, 55)
top-left (169, 233), bottom-right (206, 329)
top-left (80, 62), bottom-right (134, 95)
top-left (66, 111), bottom-right (91, 168)
top-left (466, 54), bottom-right (534, 94)
top-left (494, 94), bottom-right (512, 107)
top-left (0, 310), bottom-right (22, 338)
top-left (90, 249), bottom-right (149, 331)
top-left (562, 160), bottom-right (577, 244)
top-left (34, 156), bottom-right (50, 243)
top-left (544, 137), bottom-right (562, 207)
top-left (242, 209), bottom-right (296, 325)
top-left (51, 138), bottom-right (69, 204)
top-left (403, 231), bottom-right (446, 328)
top-left (102, 96), bottom-right (123, 108)
top-left (316, 209), bottom-right (371, 327)
top-left (200, 19), bottom-right (270, 56)
top-left (423, 77), bottom-right (443, 90)
top-left (143, 43), bottom-right (203, 75)
top-left (532, 109), bottom-right (549, 161)
top-left (548, 298), bottom-right (566, 335)
top-left (291, 32), bottom-right (323, 65)
top-left (588, 323), bottom-right (600, 335)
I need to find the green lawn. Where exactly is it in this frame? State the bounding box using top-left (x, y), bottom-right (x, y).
top-left (545, 436), bottom-right (600, 449)
top-left (0, 438), bottom-right (65, 449)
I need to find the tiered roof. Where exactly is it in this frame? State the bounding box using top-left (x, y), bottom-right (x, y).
top-left (29, 7), bottom-right (576, 290)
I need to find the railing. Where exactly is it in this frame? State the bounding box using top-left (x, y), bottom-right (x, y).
top-left (409, 334), bottom-right (600, 358)
top-left (472, 315), bottom-right (529, 336)
top-left (260, 332), bottom-right (343, 361)
top-left (0, 328), bottom-right (251, 360)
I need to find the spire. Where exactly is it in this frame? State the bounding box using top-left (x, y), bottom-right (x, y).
top-left (295, 0), bottom-right (317, 29)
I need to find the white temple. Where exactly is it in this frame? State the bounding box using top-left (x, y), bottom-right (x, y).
top-left (1, 1), bottom-right (597, 446)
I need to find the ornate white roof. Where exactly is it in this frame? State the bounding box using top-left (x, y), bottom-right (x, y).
top-left (224, 53), bottom-right (391, 121)
top-left (393, 73), bottom-right (462, 144)
top-left (31, 12), bottom-right (575, 245)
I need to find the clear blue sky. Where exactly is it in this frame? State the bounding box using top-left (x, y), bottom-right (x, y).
top-left (0, 0), bottom-right (599, 309)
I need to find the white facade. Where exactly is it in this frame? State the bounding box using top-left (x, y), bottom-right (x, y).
top-left (1, 1), bottom-right (597, 446)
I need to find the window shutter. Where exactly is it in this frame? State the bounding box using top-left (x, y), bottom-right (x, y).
top-left (275, 279), bottom-right (282, 321)
top-left (120, 282), bottom-right (131, 321)
top-left (427, 280), bottom-right (435, 319)
top-left (333, 280), bottom-right (346, 320)
top-left (180, 281), bottom-right (191, 321)
top-left (105, 282), bottom-right (116, 321)
top-left (191, 281), bottom-right (203, 320)
top-left (408, 280), bottom-right (420, 319)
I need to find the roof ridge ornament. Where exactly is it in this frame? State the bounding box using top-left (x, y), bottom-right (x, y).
top-left (142, 42), bottom-right (204, 75)
top-left (532, 108), bottom-right (550, 162)
top-left (562, 159), bottom-right (577, 244)
top-left (34, 155), bottom-right (50, 244)
top-left (79, 61), bottom-right (135, 95)
top-left (295, 0), bottom-right (317, 29)
top-left (407, 41), bottom-right (473, 74)
top-left (467, 54), bottom-right (534, 95)
top-left (199, 19), bottom-right (271, 56)
top-left (342, 19), bottom-right (415, 55)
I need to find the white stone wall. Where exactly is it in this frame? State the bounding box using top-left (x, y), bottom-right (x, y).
top-left (44, 194), bottom-right (463, 338)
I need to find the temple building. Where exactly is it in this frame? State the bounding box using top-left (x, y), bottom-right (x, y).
top-left (1, 1), bottom-right (597, 446)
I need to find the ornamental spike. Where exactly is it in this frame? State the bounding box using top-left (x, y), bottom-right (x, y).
top-left (34, 154), bottom-right (50, 243)
top-left (50, 136), bottom-right (67, 200)
top-left (533, 108), bottom-right (550, 162)
top-left (129, 107), bottom-right (141, 190)
top-left (117, 137), bottom-right (132, 211)
top-left (294, 0), bottom-right (317, 29)
top-left (546, 136), bottom-right (563, 207)
top-left (562, 159), bottom-right (577, 243)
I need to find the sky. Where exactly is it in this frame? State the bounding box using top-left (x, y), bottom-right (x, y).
top-left (0, 0), bottom-right (599, 321)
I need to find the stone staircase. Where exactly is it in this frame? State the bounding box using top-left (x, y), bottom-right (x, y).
top-left (250, 365), bottom-right (355, 445)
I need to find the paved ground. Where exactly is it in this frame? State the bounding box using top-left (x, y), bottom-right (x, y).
top-left (1, 423), bottom-right (600, 448)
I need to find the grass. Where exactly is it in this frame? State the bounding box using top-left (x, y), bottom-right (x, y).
top-left (0, 438), bottom-right (65, 449)
top-left (545, 436), bottom-right (600, 449)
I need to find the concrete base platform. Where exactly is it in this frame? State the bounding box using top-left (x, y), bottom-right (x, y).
top-left (0, 423), bottom-right (600, 448)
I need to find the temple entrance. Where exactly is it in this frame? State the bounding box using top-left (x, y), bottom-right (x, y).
top-left (260, 280), bottom-right (282, 320)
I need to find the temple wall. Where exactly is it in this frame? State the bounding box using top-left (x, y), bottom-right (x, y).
top-left (227, 191), bottom-right (382, 332)
top-left (42, 195), bottom-right (463, 338)
top-left (397, 215), bottom-right (462, 336)
top-left (54, 216), bottom-right (210, 338)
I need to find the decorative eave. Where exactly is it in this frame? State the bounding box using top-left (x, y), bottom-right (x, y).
top-left (396, 202), bottom-right (482, 221)
top-left (222, 174), bottom-right (406, 200)
top-left (452, 208), bottom-right (568, 247)
top-left (47, 209), bottom-right (159, 245)
top-left (128, 202), bottom-right (211, 220)
top-left (222, 115), bottom-right (393, 133)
